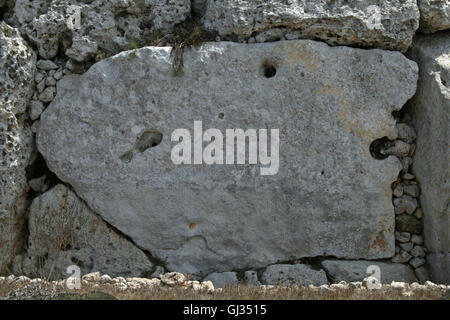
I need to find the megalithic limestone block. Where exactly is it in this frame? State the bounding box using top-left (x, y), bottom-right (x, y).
top-left (407, 32), bottom-right (450, 284)
top-left (202, 0), bottom-right (420, 52)
top-left (0, 22), bottom-right (36, 273)
top-left (37, 40), bottom-right (418, 275)
top-left (15, 184), bottom-right (153, 279)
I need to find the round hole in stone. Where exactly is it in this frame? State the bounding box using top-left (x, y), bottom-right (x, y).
top-left (218, 112), bottom-right (225, 119)
top-left (136, 130), bottom-right (163, 152)
top-left (263, 59), bottom-right (277, 78)
top-left (370, 137), bottom-right (390, 160)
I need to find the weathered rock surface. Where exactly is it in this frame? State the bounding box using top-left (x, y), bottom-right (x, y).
top-left (15, 184), bottom-right (153, 279)
top-left (418, 0), bottom-right (450, 34)
top-left (38, 40), bottom-right (418, 275)
top-left (244, 271), bottom-right (261, 286)
top-left (11, 0), bottom-right (191, 59)
top-left (204, 272), bottom-right (238, 289)
top-left (202, 0), bottom-right (419, 52)
top-left (407, 32), bottom-right (450, 284)
top-left (321, 260), bottom-right (418, 284)
top-left (0, 22), bottom-right (36, 273)
top-left (261, 264), bottom-right (328, 286)
top-left (396, 215), bottom-right (423, 235)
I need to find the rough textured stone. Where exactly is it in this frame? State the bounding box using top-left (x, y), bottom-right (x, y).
top-left (244, 271), bottom-right (261, 286)
top-left (322, 260), bottom-right (418, 284)
top-left (418, 0), bottom-right (450, 34)
top-left (396, 215), bottom-right (423, 235)
top-left (399, 242), bottom-right (414, 252)
top-left (16, 184), bottom-right (153, 279)
top-left (160, 272), bottom-right (186, 286)
top-left (403, 185), bottom-right (420, 198)
top-left (396, 232), bottom-right (411, 243)
top-left (393, 183), bottom-right (404, 198)
top-left (204, 272), bottom-right (238, 289)
top-left (29, 100), bottom-right (45, 121)
top-left (37, 40), bottom-right (418, 275)
top-left (410, 257), bottom-right (426, 269)
top-left (380, 140), bottom-right (411, 158)
top-left (38, 86), bottom-right (56, 103)
top-left (411, 246), bottom-right (427, 258)
top-left (412, 235), bottom-right (424, 246)
top-left (397, 123), bottom-right (417, 144)
top-left (12, 0), bottom-right (191, 59)
top-left (0, 22), bottom-right (36, 273)
top-left (261, 264), bottom-right (328, 286)
top-left (65, 36), bottom-right (98, 63)
top-left (36, 59), bottom-right (58, 71)
top-left (415, 266), bottom-right (430, 284)
top-left (202, 0), bottom-right (419, 52)
top-left (28, 175), bottom-right (48, 193)
top-left (407, 32), bottom-right (449, 284)
top-left (394, 195), bottom-right (418, 215)
top-left (9, 0), bottom-right (52, 26)
top-left (392, 250), bottom-right (413, 264)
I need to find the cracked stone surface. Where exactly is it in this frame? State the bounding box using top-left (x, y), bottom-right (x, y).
top-left (202, 0), bottom-right (419, 52)
top-left (0, 22), bottom-right (36, 273)
top-left (14, 184), bottom-right (153, 279)
top-left (407, 32), bottom-right (450, 284)
top-left (37, 40), bottom-right (418, 275)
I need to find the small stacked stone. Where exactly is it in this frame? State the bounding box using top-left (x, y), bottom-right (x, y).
top-left (27, 58), bottom-right (67, 194)
top-left (29, 59), bottom-right (61, 132)
top-left (1, 274), bottom-right (448, 300)
top-left (385, 123), bottom-right (428, 282)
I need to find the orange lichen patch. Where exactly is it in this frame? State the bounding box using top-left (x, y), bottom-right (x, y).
top-left (188, 223), bottom-right (197, 230)
top-left (384, 186), bottom-right (394, 204)
top-left (317, 84), bottom-right (395, 160)
top-left (369, 231), bottom-right (387, 251)
top-left (276, 41), bottom-right (322, 72)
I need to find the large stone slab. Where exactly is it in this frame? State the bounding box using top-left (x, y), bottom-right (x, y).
top-left (16, 184), bottom-right (153, 279)
top-left (407, 32), bottom-right (450, 284)
top-left (418, 0), bottom-right (450, 34)
top-left (0, 22), bottom-right (36, 273)
top-left (321, 260), bottom-right (417, 284)
top-left (261, 264), bottom-right (328, 286)
top-left (38, 40), bottom-right (418, 275)
top-left (202, 0), bottom-right (419, 52)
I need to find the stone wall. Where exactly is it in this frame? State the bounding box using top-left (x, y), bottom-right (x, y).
top-left (0, 0), bottom-right (448, 285)
top-left (406, 32), bottom-right (450, 284)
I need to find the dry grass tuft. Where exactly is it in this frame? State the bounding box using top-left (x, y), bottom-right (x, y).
top-left (0, 281), bottom-right (447, 300)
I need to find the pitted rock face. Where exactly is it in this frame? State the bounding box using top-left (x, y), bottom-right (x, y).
top-left (0, 22), bottom-right (36, 272)
top-left (418, 0), bottom-right (450, 33)
top-left (38, 40), bottom-right (418, 275)
top-left (202, 0), bottom-right (419, 52)
top-left (11, 0), bottom-right (191, 59)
